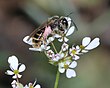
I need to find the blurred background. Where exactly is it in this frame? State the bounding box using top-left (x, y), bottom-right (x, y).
top-left (0, 0), bottom-right (110, 88)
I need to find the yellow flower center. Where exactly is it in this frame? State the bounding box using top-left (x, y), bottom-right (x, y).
top-left (72, 50), bottom-right (76, 55)
top-left (80, 45), bottom-right (85, 49)
top-left (14, 70), bottom-right (19, 74)
top-left (64, 64), bottom-right (69, 69)
top-left (29, 85), bottom-right (34, 88)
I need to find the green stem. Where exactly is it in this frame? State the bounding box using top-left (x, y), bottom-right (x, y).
top-left (54, 69), bottom-right (60, 88)
top-left (51, 42), bottom-right (58, 53)
top-left (51, 42), bottom-right (60, 88)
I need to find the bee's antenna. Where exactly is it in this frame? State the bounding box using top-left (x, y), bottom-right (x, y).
top-left (65, 11), bottom-right (76, 17)
top-left (65, 11), bottom-right (78, 31)
top-left (71, 20), bottom-right (78, 31)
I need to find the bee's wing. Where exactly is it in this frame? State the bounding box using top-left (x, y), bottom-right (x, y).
top-left (27, 16), bottom-right (59, 40)
top-left (27, 21), bottom-right (49, 40)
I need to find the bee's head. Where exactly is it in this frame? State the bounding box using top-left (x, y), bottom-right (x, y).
top-left (58, 16), bottom-right (71, 31)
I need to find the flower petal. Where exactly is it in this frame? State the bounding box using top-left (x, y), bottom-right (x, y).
top-left (29, 48), bottom-right (42, 51)
top-left (82, 37), bottom-right (91, 46)
top-left (23, 36), bottom-right (33, 45)
top-left (8, 55), bottom-right (18, 70)
top-left (11, 80), bottom-right (17, 85)
top-left (81, 50), bottom-right (88, 53)
top-left (11, 80), bottom-right (17, 88)
top-left (76, 45), bottom-right (80, 50)
top-left (66, 26), bottom-right (75, 36)
top-left (45, 46), bottom-right (50, 50)
top-left (58, 63), bottom-right (65, 73)
top-left (17, 74), bottom-right (22, 78)
top-left (58, 38), bottom-right (63, 42)
top-left (6, 70), bottom-right (14, 75)
top-left (52, 54), bottom-right (63, 61)
top-left (85, 38), bottom-right (100, 50)
top-left (24, 85), bottom-right (28, 88)
top-left (61, 43), bottom-right (69, 51)
top-left (58, 67), bottom-right (65, 73)
top-left (54, 34), bottom-right (61, 38)
top-left (73, 55), bottom-right (80, 60)
top-left (66, 69), bottom-right (76, 78)
top-left (47, 50), bottom-right (54, 57)
top-left (12, 75), bottom-right (17, 79)
top-left (8, 55), bottom-right (18, 65)
top-left (34, 84), bottom-right (41, 88)
top-left (47, 37), bottom-right (55, 44)
top-left (19, 64), bottom-right (26, 72)
top-left (64, 37), bottom-right (69, 42)
top-left (69, 61), bottom-right (77, 68)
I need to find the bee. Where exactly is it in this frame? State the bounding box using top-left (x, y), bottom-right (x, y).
top-left (26, 15), bottom-right (75, 48)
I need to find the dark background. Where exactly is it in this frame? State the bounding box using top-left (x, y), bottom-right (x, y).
top-left (0, 0), bottom-right (110, 88)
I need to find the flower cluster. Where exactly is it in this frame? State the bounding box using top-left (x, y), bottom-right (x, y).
top-left (23, 16), bottom-right (100, 78)
top-left (46, 37), bottom-right (100, 78)
top-left (6, 55), bottom-right (41, 88)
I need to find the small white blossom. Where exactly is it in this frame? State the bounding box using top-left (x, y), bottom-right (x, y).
top-left (11, 80), bottom-right (17, 88)
top-left (81, 37), bottom-right (100, 53)
top-left (47, 50), bottom-right (55, 58)
top-left (52, 53), bottom-right (64, 61)
top-left (11, 80), bottom-right (24, 88)
top-left (69, 45), bottom-right (80, 60)
top-left (6, 55), bottom-right (26, 79)
top-left (24, 81), bottom-right (41, 88)
top-left (58, 61), bottom-right (77, 78)
top-left (61, 43), bottom-right (69, 51)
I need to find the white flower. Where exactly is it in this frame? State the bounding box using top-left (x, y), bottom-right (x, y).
top-left (52, 53), bottom-right (64, 61)
top-left (47, 50), bottom-right (55, 58)
top-left (24, 80), bottom-right (41, 88)
top-left (23, 36), bottom-right (50, 51)
top-left (54, 26), bottom-right (75, 42)
top-left (69, 45), bottom-right (80, 60)
top-left (11, 80), bottom-right (17, 88)
top-left (58, 61), bottom-right (77, 78)
top-left (11, 80), bottom-right (24, 88)
top-left (81, 37), bottom-right (100, 53)
top-left (61, 43), bottom-right (69, 51)
top-left (6, 55), bottom-right (26, 79)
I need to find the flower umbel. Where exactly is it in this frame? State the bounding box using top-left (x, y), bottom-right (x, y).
top-left (22, 15), bottom-right (101, 88)
top-left (46, 37), bottom-right (100, 78)
top-left (6, 55), bottom-right (26, 79)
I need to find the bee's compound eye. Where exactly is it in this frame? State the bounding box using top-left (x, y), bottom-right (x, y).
top-left (62, 19), bottom-right (66, 24)
top-left (61, 18), bottom-right (68, 28)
